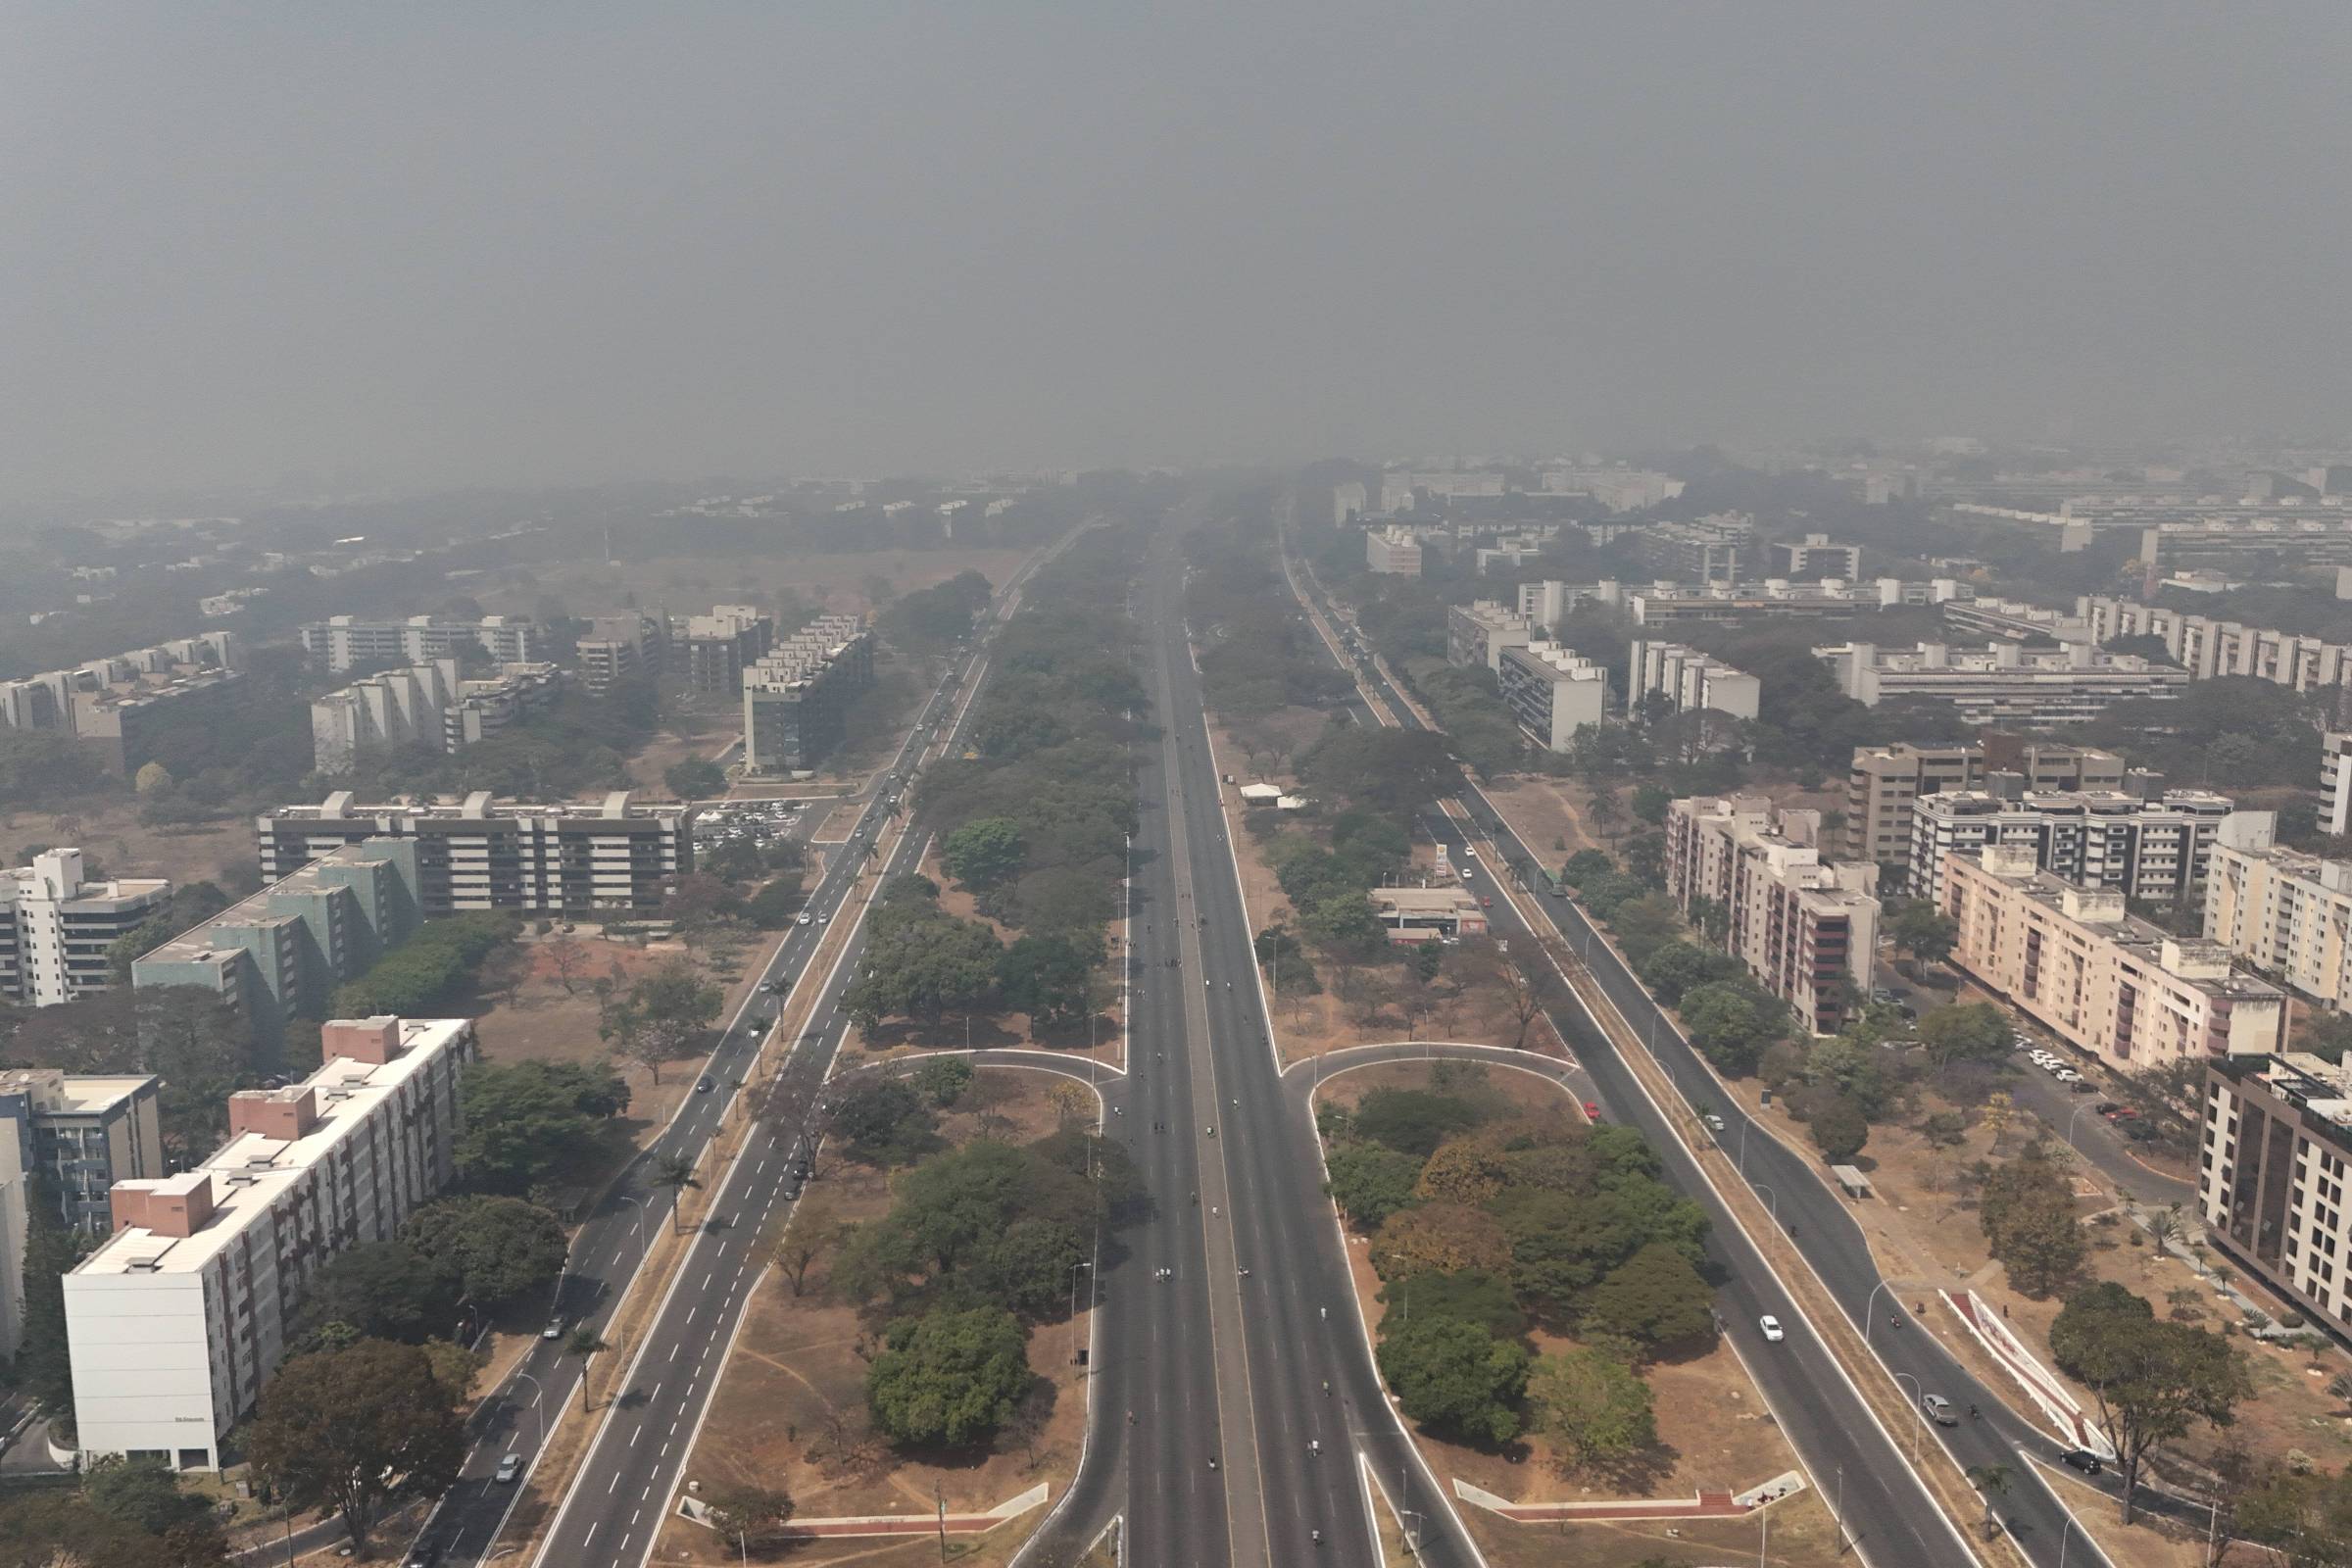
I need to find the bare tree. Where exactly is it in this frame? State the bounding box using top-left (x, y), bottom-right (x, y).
top-left (546, 934), bottom-right (590, 995)
top-left (776, 1200), bottom-right (847, 1297)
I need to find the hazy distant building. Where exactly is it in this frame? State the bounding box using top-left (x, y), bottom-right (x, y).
top-left (1638, 514), bottom-right (1752, 583)
top-left (2325, 732), bottom-right (2352, 837)
top-left (310, 661), bottom-right (563, 774)
top-left (1496, 642), bottom-right (1609, 752)
top-left (2081, 597), bottom-right (2352, 694)
top-left (299, 615), bottom-right (535, 674)
top-left (1364, 527), bottom-right (1423, 575)
top-left (1817, 641), bottom-right (2187, 723)
top-left (575, 612), bottom-right (665, 696)
top-left (0, 633), bottom-right (245, 775)
top-left (1331, 482), bottom-right (1367, 524)
top-left (1769, 534), bottom-right (1862, 579)
top-left (682, 606), bottom-right (773, 695)
top-left (1445, 602), bottom-right (1534, 673)
top-left (743, 615), bottom-right (876, 775)
top-left (1630, 640), bottom-right (1760, 721)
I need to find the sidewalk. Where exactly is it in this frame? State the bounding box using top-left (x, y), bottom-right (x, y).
top-left (1455, 1469), bottom-right (1806, 1523)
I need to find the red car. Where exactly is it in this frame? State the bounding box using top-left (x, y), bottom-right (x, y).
top-left (1584, 1101), bottom-right (1602, 1121)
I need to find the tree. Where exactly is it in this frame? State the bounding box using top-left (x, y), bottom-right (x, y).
top-left (913, 1055), bottom-right (975, 1106)
top-left (942, 817), bottom-right (1026, 889)
top-left (1808, 1095), bottom-right (1870, 1162)
top-left (2049, 1285), bottom-right (2250, 1522)
top-left (563, 1328), bottom-right (612, 1400)
top-left (1494, 956), bottom-right (1553, 1050)
top-left (1583, 1243), bottom-right (1716, 1352)
top-left (829, 1080), bottom-right (940, 1166)
top-left (132, 761), bottom-right (172, 797)
top-left (292, 1243), bottom-right (461, 1348)
top-left (1586, 786), bottom-right (1625, 844)
top-left (82, 1456), bottom-right (212, 1538)
top-left (247, 1340), bottom-right (466, 1552)
top-left (1325, 1143), bottom-right (1424, 1230)
top-left (664, 758), bottom-right (727, 799)
top-left (704, 1483), bottom-right (796, 1556)
top-left (18, 1202), bottom-right (81, 1416)
top-left (777, 1199), bottom-right (848, 1298)
top-left (1385, 1270), bottom-right (1527, 1339)
top-left (544, 933), bottom-right (590, 994)
top-left (1980, 1151), bottom-right (2087, 1298)
top-left (1352, 1087), bottom-right (1483, 1157)
top-left (1414, 1135), bottom-right (1514, 1206)
top-left (1918, 1003), bottom-right (2011, 1071)
top-left (866, 1305), bottom-right (1034, 1447)
top-left (1889, 901), bottom-right (1958, 969)
top-left (455, 1059), bottom-right (629, 1194)
top-left (1369, 1203), bottom-right (1512, 1282)
top-left (1376, 1315), bottom-right (1530, 1445)
top-left (653, 1152), bottom-right (703, 1233)
top-left (399, 1197), bottom-right (568, 1309)
top-left (1528, 1348), bottom-right (1656, 1468)
top-left (1679, 981), bottom-right (1786, 1076)
top-left (997, 935), bottom-right (1098, 1027)
top-left (478, 942), bottom-right (530, 1008)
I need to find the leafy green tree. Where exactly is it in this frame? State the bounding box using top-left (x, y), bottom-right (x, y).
top-left (1607, 895), bottom-right (1684, 965)
top-left (653, 1152), bottom-right (703, 1233)
top-left (1680, 981), bottom-right (1787, 1076)
top-left (1375, 1315), bottom-right (1530, 1445)
top-left (704, 1483), bottom-right (796, 1557)
top-left (744, 876), bottom-right (807, 927)
top-left (399, 1197), bottom-right (568, 1309)
top-left (1630, 783), bottom-right (1672, 825)
top-left (1808, 1095), bottom-right (1870, 1162)
top-left (1370, 1203), bottom-right (1513, 1282)
top-left (972, 1216), bottom-right (1090, 1319)
top-left (1352, 1087), bottom-right (1485, 1157)
top-left (292, 1243), bottom-right (461, 1348)
top-left (913, 1055), bottom-right (975, 1106)
top-left (2049, 1284), bottom-right (2250, 1522)
top-left (1583, 1243), bottom-right (1716, 1351)
top-left (866, 1305), bottom-right (1034, 1447)
top-left (82, 1455), bottom-right (213, 1538)
top-left (1528, 1348), bottom-right (1656, 1468)
top-left (942, 817), bottom-right (1027, 889)
top-left (455, 1059), bottom-right (629, 1194)
top-left (1889, 901), bottom-right (1959, 968)
top-left (1917, 1002), bottom-right (2011, 1070)
top-left (1325, 1143), bottom-right (1425, 1230)
top-left (248, 1340), bottom-right (466, 1552)
top-left (997, 935), bottom-right (1098, 1026)
top-left (1383, 1270), bottom-right (1527, 1339)
top-left (17, 1200), bottom-right (82, 1415)
top-left (664, 758), bottom-right (727, 798)
top-left (1979, 1151), bottom-right (2087, 1298)
top-left (1638, 941), bottom-right (1733, 1005)
top-left (830, 1080), bottom-right (941, 1167)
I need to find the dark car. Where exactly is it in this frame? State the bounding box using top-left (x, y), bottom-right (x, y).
top-left (696, 1075), bottom-right (714, 1094)
top-left (2124, 1122), bottom-right (2160, 1143)
top-left (2061, 1449), bottom-right (2104, 1475)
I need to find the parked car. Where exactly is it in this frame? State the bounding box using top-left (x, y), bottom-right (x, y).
top-left (2061, 1449), bottom-right (2105, 1475)
top-left (1759, 1314), bottom-right (1786, 1343)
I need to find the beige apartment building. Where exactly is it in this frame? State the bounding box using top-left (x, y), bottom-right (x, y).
top-left (2204, 834), bottom-right (2352, 1010)
top-left (1845, 739), bottom-right (2126, 869)
top-left (1942, 845), bottom-right (2285, 1070)
top-left (1445, 602), bottom-right (1535, 674)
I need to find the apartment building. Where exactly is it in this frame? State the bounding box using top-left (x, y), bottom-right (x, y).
top-left (0, 851), bottom-right (172, 1008)
top-left (66, 1016), bottom-right (474, 1469)
top-left (743, 615), bottom-right (877, 775)
top-left (1365, 527), bottom-right (1424, 576)
top-left (1638, 514), bottom-right (1753, 583)
top-left (682, 606), bottom-right (773, 696)
top-left (1516, 579), bottom-right (1626, 630)
top-left (1575, 468), bottom-right (1686, 513)
top-left (1769, 534), bottom-right (1862, 579)
top-left (2327, 732), bottom-right (2352, 838)
top-left (1663, 797), bottom-right (1879, 1035)
top-left (1941, 845), bottom-right (2285, 1071)
top-left (133, 840), bottom-right (424, 1055)
top-left (1908, 786), bottom-right (2243, 906)
top-left (2200, 1052), bottom-right (2352, 1335)
top-left (0, 1069), bottom-right (164, 1234)
top-left (1446, 602), bottom-right (1535, 673)
top-left (309, 661), bottom-right (564, 775)
top-left (1624, 577), bottom-right (1964, 629)
top-left (2079, 598), bottom-right (2352, 695)
top-left (1495, 642), bottom-right (1610, 752)
top-left (0, 633), bottom-right (245, 776)
top-left (256, 791), bottom-right (692, 916)
top-left (1845, 739), bottom-right (2127, 870)
top-left (1331, 482), bottom-right (1368, 525)
top-left (2201, 834), bottom-right (2352, 1010)
top-left (1816, 641), bottom-right (2188, 723)
top-left (299, 615), bottom-right (535, 674)
top-left (575, 611), bottom-right (665, 696)
top-left (1630, 640), bottom-right (1761, 721)
top-left (1939, 598), bottom-right (2095, 645)
top-left (2140, 521), bottom-right (2352, 572)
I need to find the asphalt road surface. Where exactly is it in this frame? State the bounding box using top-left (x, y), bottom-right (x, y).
top-left (400, 541), bottom-right (1063, 1568)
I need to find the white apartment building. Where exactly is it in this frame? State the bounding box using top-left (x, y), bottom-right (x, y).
top-left (1769, 534), bottom-right (1862, 579)
top-left (1663, 797), bottom-right (1879, 1036)
top-left (1630, 640), bottom-right (1761, 721)
top-left (66, 1016), bottom-right (473, 1469)
top-left (2199, 1052), bottom-right (2352, 1335)
top-left (1941, 845), bottom-right (2285, 1072)
top-left (2328, 732), bottom-right (2352, 838)
top-left (1939, 598), bottom-right (2095, 645)
top-left (1365, 527), bottom-right (1423, 575)
top-left (2202, 835), bottom-right (2352, 1010)
top-left (1495, 642), bottom-right (1609, 752)
top-left (1445, 602), bottom-right (1535, 674)
top-left (1816, 641), bottom-right (2188, 723)
top-left (1907, 787), bottom-right (2247, 906)
top-left (299, 615), bottom-right (535, 673)
top-left (2079, 597), bottom-right (2352, 694)
top-left (0, 851), bottom-right (172, 1007)
top-left (1846, 739), bottom-right (2126, 871)
top-left (1626, 577), bottom-right (1964, 628)
top-left (1516, 579), bottom-right (1627, 630)
top-left (1331, 482), bottom-right (1367, 524)
top-left (309, 661), bottom-right (457, 774)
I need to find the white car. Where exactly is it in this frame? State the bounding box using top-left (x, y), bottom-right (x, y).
top-left (2053, 1069), bottom-right (2083, 1084)
top-left (796, 912), bottom-right (812, 926)
top-left (1758, 1314), bottom-right (1786, 1343)
top-left (1461, 843), bottom-right (1478, 858)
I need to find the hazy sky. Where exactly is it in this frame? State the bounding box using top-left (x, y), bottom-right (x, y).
top-left (7, 3), bottom-right (2350, 499)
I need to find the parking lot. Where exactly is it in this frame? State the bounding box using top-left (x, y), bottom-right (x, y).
top-left (691, 799), bottom-right (808, 852)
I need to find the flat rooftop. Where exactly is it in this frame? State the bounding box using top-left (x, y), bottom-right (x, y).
top-left (0, 1070), bottom-right (153, 1116)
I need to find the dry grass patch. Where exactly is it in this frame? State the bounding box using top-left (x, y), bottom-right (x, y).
top-left (0, 800), bottom-right (257, 890)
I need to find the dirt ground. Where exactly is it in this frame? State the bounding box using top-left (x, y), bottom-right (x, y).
top-left (0, 800), bottom-right (258, 891)
top-left (648, 1068), bottom-right (1087, 1567)
top-left (1483, 776), bottom-right (1599, 861)
top-left (1313, 1063), bottom-right (1846, 1567)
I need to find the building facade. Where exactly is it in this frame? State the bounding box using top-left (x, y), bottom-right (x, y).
top-left (1938, 598), bottom-right (2095, 645)
top-left (1495, 642), bottom-right (1610, 752)
top-left (1630, 640), bottom-right (1761, 721)
top-left (574, 612), bottom-right (666, 696)
top-left (1941, 845), bottom-right (2285, 1071)
top-left (682, 606), bottom-right (773, 695)
top-left (1907, 787), bottom-right (2246, 906)
top-left (1663, 797), bottom-right (1879, 1036)
top-left (2079, 598), bottom-right (2352, 694)
top-left (0, 633), bottom-right (245, 776)
top-left (309, 661), bottom-right (455, 775)
top-left (2202, 836), bottom-right (2352, 1010)
top-left (1816, 640), bottom-right (2189, 723)
top-left (1769, 533), bottom-right (1862, 579)
top-left (256, 791), bottom-right (692, 916)
top-left (299, 616), bottom-right (535, 673)
top-left (0, 1070), bottom-right (164, 1233)
top-left (1364, 527), bottom-right (1424, 575)
top-left (1638, 514), bottom-right (1752, 583)
top-left (0, 851), bottom-right (172, 1007)
top-left (1624, 577), bottom-right (1964, 629)
top-left (2199, 1053), bottom-right (2352, 1337)
top-left (742, 615), bottom-right (878, 776)
top-left (1445, 602), bottom-right (1535, 674)
top-left (1845, 739), bottom-right (2126, 870)
top-left (2327, 732), bottom-right (2352, 839)
top-left (66, 1016), bottom-right (473, 1469)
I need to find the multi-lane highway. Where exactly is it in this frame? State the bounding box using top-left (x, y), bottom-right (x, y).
top-left (399, 538), bottom-right (1067, 1568)
top-left (1281, 538), bottom-right (2134, 1564)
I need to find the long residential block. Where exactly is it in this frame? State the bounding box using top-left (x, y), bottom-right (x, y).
top-left (1817, 640), bottom-right (2187, 723)
top-left (0, 633), bottom-right (244, 775)
top-left (743, 616), bottom-right (876, 775)
top-left (1495, 642), bottom-right (1609, 752)
top-left (1846, 739), bottom-right (2125, 870)
top-left (66, 1016), bottom-right (474, 1470)
top-left (2080, 597), bottom-right (2352, 694)
top-left (299, 615), bottom-right (535, 674)
top-left (1630, 640), bottom-right (1760, 721)
top-left (1907, 786), bottom-right (2247, 906)
top-left (2200, 1053), bottom-right (2352, 1338)
top-left (2202, 836), bottom-right (2352, 1011)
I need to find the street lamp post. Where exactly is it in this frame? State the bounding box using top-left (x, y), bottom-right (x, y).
top-left (1864, 1280), bottom-right (1900, 1340)
top-left (1753, 1182), bottom-right (1779, 1230)
top-left (513, 1372), bottom-right (546, 1451)
top-left (621, 1194), bottom-right (653, 1267)
top-left (1891, 1372), bottom-right (1925, 1461)
top-left (2066, 1099), bottom-right (2094, 1156)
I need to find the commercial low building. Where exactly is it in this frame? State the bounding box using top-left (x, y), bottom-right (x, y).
top-left (1769, 534), bottom-right (1861, 579)
top-left (2080, 598), bottom-right (2352, 695)
top-left (1941, 845), bottom-right (2285, 1071)
top-left (1663, 797), bottom-right (1879, 1036)
top-left (1907, 787), bottom-right (2247, 906)
top-left (299, 615), bottom-right (534, 674)
top-left (1365, 527), bottom-right (1424, 575)
top-left (2199, 1052), bottom-right (2352, 1336)
top-left (1630, 640), bottom-right (1760, 721)
top-left (1846, 739), bottom-right (2125, 870)
top-left (66, 1016), bottom-right (474, 1469)
top-left (0, 850), bottom-right (172, 1007)
top-left (1816, 641), bottom-right (2188, 723)
top-left (682, 606), bottom-right (773, 695)
top-left (1495, 642), bottom-right (1609, 752)
top-left (1369, 885), bottom-right (1488, 944)
top-left (1446, 602), bottom-right (1535, 673)
top-left (743, 615), bottom-right (877, 775)
top-left (256, 791), bottom-right (692, 916)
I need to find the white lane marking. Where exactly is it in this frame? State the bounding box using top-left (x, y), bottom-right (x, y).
top-left (608, 1473), bottom-right (619, 1494)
